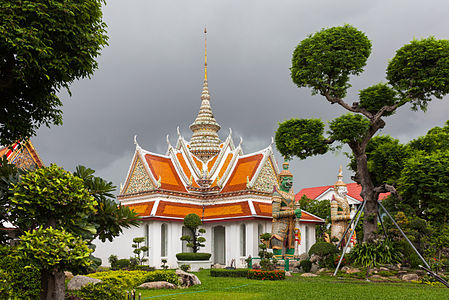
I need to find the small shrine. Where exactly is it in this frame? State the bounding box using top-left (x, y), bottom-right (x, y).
top-left (0, 140), bottom-right (44, 169)
top-left (93, 30), bottom-right (323, 269)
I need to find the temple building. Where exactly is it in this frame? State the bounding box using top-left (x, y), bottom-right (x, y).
top-left (94, 31), bottom-right (323, 269)
top-left (0, 140), bottom-right (44, 169)
top-left (296, 167), bottom-right (390, 219)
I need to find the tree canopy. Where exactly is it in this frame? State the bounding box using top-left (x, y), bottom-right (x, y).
top-left (0, 0), bottom-right (108, 146)
top-left (276, 25), bottom-right (449, 243)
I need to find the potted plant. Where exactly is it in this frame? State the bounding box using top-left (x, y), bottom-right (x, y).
top-left (176, 213), bottom-right (211, 271)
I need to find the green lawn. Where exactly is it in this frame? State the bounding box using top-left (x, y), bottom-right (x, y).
top-left (135, 270), bottom-right (448, 300)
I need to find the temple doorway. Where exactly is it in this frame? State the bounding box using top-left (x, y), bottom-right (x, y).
top-left (213, 226), bottom-right (226, 264)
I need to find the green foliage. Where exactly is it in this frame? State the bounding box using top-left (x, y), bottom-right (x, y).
top-left (116, 258), bottom-right (131, 270)
top-left (408, 120), bottom-right (449, 153)
top-left (73, 166), bottom-right (140, 243)
top-left (359, 83), bottom-right (398, 116)
top-left (0, 245), bottom-right (41, 299)
top-left (397, 150), bottom-right (449, 224)
top-left (16, 227), bottom-right (92, 272)
top-left (275, 119), bottom-right (329, 160)
top-left (176, 252), bottom-right (211, 261)
top-left (0, 0), bottom-right (108, 145)
top-left (387, 37), bottom-right (449, 110)
top-left (291, 24), bottom-right (371, 98)
top-left (161, 259), bottom-right (168, 270)
top-left (180, 264), bottom-right (190, 272)
top-left (298, 196), bottom-right (330, 239)
top-left (299, 259), bottom-right (312, 272)
top-left (247, 270), bottom-right (285, 280)
top-left (349, 241), bottom-right (401, 268)
top-left (210, 269), bottom-right (249, 277)
top-left (68, 282), bottom-right (126, 300)
top-left (89, 270), bottom-right (148, 290)
top-left (132, 237), bottom-right (148, 265)
top-left (10, 164), bottom-right (96, 232)
top-left (145, 270), bottom-right (178, 285)
top-left (108, 255), bottom-right (118, 270)
top-left (257, 233), bottom-right (276, 271)
top-left (328, 114), bottom-right (370, 144)
top-left (308, 242), bottom-right (337, 257)
top-left (180, 213), bottom-right (206, 253)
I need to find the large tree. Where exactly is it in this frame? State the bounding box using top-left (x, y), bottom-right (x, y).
top-left (0, 0), bottom-right (108, 146)
top-left (275, 25), bottom-right (449, 243)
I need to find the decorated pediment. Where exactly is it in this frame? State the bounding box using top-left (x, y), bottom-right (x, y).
top-left (123, 156), bottom-right (155, 194)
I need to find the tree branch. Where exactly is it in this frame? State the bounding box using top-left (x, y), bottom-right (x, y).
top-left (322, 90), bottom-right (373, 119)
top-left (373, 183), bottom-right (402, 201)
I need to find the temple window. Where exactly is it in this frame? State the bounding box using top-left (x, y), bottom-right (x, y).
top-left (240, 224), bottom-right (246, 256)
top-left (161, 223), bottom-right (168, 257)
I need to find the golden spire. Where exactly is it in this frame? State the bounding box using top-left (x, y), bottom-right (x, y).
top-left (204, 27), bottom-right (207, 81)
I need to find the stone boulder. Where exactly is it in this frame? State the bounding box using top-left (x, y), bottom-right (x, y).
top-left (298, 253), bottom-right (309, 261)
top-left (67, 275), bottom-right (101, 290)
top-left (285, 271), bottom-right (292, 277)
top-left (176, 269), bottom-right (201, 287)
top-left (345, 267), bottom-right (361, 274)
top-left (138, 281), bottom-right (177, 289)
top-left (301, 273), bottom-right (318, 277)
top-left (401, 274), bottom-right (419, 281)
top-left (317, 268), bottom-right (328, 273)
top-left (64, 271), bottom-right (74, 280)
top-left (310, 263), bottom-right (319, 273)
top-left (212, 264), bottom-right (226, 269)
top-left (309, 254), bottom-right (320, 263)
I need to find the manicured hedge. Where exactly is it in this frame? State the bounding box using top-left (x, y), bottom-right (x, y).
top-left (145, 270), bottom-right (179, 285)
top-left (88, 270), bottom-right (148, 290)
top-left (248, 270), bottom-right (285, 280)
top-left (176, 252), bottom-right (211, 261)
top-left (300, 259), bottom-right (312, 272)
top-left (66, 282), bottom-right (126, 300)
top-left (210, 269), bottom-right (249, 277)
top-left (308, 242), bottom-right (337, 257)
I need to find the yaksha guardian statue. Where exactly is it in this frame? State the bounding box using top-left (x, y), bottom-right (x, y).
top-left (270, 160), bottom-right (301, 259)
top-left (330, 167), bottom-right (351, 244)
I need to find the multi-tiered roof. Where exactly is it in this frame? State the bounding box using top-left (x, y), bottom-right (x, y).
top-left (118, 30), bottom-right (323, 224)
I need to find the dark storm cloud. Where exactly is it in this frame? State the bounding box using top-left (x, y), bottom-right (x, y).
top-left (35, 0), bottom-right (449, 191)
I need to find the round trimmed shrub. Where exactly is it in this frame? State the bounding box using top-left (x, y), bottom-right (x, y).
top-left (308, 242), bottom-right (337, 257)
top-left (176, 252), bottom-right (211, 261)
top-left (299, 259), bottom-right (312, 272)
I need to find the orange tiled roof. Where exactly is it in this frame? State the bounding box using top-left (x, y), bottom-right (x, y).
top-left (207, 154), bottom-right (218, 171)
top-left (221, 154), bottom-right (263, 193)
top-left (144, 153), bottom-right (186, 192)
top-left (126, 201), bottom-right (155, 216)
top-left (155, 200), bottom-right (251, 220)
top-left (176, 153), bottom-right (199, 188)
top-left (211, 153), bottom-right (233, 187)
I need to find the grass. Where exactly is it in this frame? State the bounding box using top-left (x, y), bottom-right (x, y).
top-left (135, 270), bottom-right (448, 300)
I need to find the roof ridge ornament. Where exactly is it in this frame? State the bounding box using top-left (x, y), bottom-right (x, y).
top-left (134, 135), bottom-right (141, 149)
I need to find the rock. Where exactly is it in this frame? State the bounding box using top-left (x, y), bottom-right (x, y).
top-left (309, 254), bottom-right (320, 263)
top-left (370, 275), bottom-right (387, 280)
top-left (285, 271), bottom-right (292, 277)
top-left (397, 270), bottom-right (407, 275)
top-left (64, 271), bottom-right (74, 280)
top-left (176, 269), bottom-right (201, 287)
top-left (402, 274), bottom-right (419, 281)
top-left (212, 264), bottom-right (226, 269)
top-left (341, 266), bottom-right (350, 272)
top-left (380, 267), bottom-right (389, 271)
top-left (298, 253), bottom-right (309, 261)
top-left (301, 273), bottom-right (318, 277)
top-left (138, 281), bottom-right (177, 289)
top-left (310, 263), bottom-right (319, 273)
top-left (416, 270), bottom-right (426, 276)
top-left (345, 267), bottom-right (361, 274)
top-left (317, 268), bottom-right (328, 273)
top-left (67, 275), bottom-right (101, 290)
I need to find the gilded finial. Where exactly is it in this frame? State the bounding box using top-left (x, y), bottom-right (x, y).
top-left (204, 27), bottom-right (207, 81)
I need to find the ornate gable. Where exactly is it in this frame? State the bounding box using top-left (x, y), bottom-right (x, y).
top-left (11, 146), bottom-right (37, 170)
top-left (252, 158), bottom-right (279, 193)
top-left (123, 156), bottom-right (155, 194)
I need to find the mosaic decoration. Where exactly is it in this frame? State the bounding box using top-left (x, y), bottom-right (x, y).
top-left (12, 147), bottom-right (37, 170)
top-left (252, 159), bottom-right (278, 193)
top-left (124, 158), bottom-right (155, 194)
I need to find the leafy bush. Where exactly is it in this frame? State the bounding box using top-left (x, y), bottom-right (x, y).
top-left (180, 264), bottom-right (190, 272)
top-left (210, 269), bottom-right (249, 277)
top-left (88, 270), bottom-right (147, 290)
top-left (247, 270), bottom-right (285, 280)
top-left (67, 282), bottom-right (126, 300)
top-left (0, 246), bottom-right (41, 299)
top-left (349, 241), bottom-right (401, 268)
top-left (109, 255), bottom-right (118, 270)
top-left (145, 270), bottom-right (178, 285)
top-left (133, 265), bottom-right (155, 272)
top-left (176, 252), bottom-right (211, 261)
top-left (116, 258), bottom-right (130, 269)
top-left (299, 259), bottom-right (312, 272)
top-left (308, 242), bottom-right (337, 257)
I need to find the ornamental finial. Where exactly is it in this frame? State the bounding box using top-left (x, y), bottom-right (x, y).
top-left (204, 27), bottom-right (207, 81)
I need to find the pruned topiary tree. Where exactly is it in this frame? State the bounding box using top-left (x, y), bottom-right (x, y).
top-left (180, 213), bottom-right (206, 253)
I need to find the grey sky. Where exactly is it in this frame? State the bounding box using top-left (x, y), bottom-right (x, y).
top-left (34, 0), bottom-right (449, 193)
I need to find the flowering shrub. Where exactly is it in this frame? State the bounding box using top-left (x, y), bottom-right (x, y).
top-left (247, 270), bottom-right (285, 280)
top-left (334, 255), bottom-right (347, 267)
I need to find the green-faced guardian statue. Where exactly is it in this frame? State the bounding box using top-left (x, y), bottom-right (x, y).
top-left (269, 160), bottom-right (301, 259)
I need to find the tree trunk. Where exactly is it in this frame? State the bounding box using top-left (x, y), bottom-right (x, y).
top-left (41, 269), bottom-right (65, 300)
top-left (354, 148), bottom-right (378, 243)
